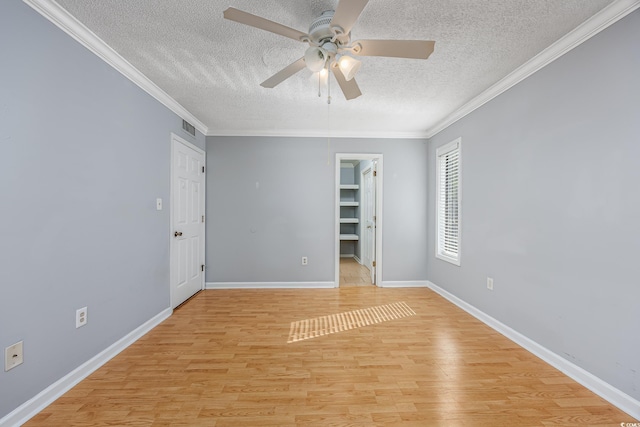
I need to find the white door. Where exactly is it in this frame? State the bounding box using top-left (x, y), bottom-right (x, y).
top-left (170, 135), bottom-right (205, 308)
top-left (362, 165), bottom-right (376, 284)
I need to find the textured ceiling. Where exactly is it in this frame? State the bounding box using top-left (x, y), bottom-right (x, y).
top-left (55, 0), bottom-right (614, 137)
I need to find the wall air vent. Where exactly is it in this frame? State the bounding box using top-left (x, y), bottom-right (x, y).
top-left (182, 120), bottom-right (196, 137)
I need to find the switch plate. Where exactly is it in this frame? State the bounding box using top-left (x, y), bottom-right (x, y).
top-left (5, 341), bottom-right (23, 372)
top-left (76, 307), bottom-right (88, 328)
top-left (487, 277), bottom-right (494, 290)
top-left (301, 257), bottom-right (308, 266)
top-left (156, 198), bottom-right (163, 210)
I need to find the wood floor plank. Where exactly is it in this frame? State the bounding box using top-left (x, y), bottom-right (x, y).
top-left (340, 258), bottom-right (373, 287)
top-left (24, 287), bottom-right (636, 426)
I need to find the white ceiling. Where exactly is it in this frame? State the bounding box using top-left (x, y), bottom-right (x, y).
top-left (51, 0), bottom-right (615, 138)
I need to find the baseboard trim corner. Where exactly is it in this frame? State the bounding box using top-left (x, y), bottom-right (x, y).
top-left (426, 281), bottom-right (640, 420)
top-left (205, 281), bottom-right (336, 289)
top-left (0, 308), bottom-right (172, 427)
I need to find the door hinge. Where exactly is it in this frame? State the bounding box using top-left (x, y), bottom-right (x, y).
top-left (374, 170), bottom-right (377, 177)
top-left (372, 261), bottom-right (376, 267)
top-left (202, 215), bottom-right (205, 223)
top-left (201, 265), bottom-right (205, 272)
top-left (202, 166), bottom-right (205, 173)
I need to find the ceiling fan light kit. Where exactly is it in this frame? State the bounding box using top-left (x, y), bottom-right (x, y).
top-left (223, 0), bottom-right (435, 100)
top-left (304, 46), bottom-right (328, 72)
top-left (337, 55), bottom-right (362, 81)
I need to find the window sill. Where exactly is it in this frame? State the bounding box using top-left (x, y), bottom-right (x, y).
top-left (436, 253), bottom-right (460, 266)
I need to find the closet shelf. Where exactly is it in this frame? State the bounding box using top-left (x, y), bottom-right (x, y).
top-left (340, 184), bottom-right (359, 190)
top-left (340, 218), bottom-right (359, 224)
top-left (340, 234), bottom-right (359, 241)
top-left (340, 201), bottom-right (359, 207)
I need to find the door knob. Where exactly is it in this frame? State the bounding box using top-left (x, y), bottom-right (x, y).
top-left (174, 231), bottom-right (183, 237)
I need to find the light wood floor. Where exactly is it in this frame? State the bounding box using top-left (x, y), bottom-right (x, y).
top-left (340, 258), bottom-right (373, 287)
top-left (27, 287), bottom-right (635, 426)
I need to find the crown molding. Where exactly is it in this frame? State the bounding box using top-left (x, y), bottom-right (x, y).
top-left (23, 0), bottom-right (208, 135)
top-left (425, 0), bottom-right (640, 139)
top-left (206, 128), bottom-right (429, 140)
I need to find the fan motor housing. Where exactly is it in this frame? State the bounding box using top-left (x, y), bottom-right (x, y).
top-left (308, 10), bottom-right (348, 45)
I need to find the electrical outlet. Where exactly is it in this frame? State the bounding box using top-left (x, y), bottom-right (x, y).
top-left (487, 277), bottom-right (494, 290)
top-left (301, 256), bottom-right (308, 266)
top-left (76, 307), bottom-right (88, 328)
top-left (5, 341), bottom-right (23, 372)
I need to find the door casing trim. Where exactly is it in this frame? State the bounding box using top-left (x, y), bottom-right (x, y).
top-left (334, 153), bottom-right (383, 287)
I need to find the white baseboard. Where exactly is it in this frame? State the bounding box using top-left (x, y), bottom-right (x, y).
top-left (206, 281), bottom-right (336, 289)
top-left (0, 308), bottom-right (172, 427)
top-left (426, 281), bottom-right (640, 420)
top-left (380, 280), bottom-right (429, 288)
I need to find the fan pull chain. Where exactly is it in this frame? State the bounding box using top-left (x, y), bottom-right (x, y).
top-left (327, 103), bottom-right (331, 165)
top-left (327, 70), bottom-right (331, 165)
top-left (327, 67), bottom-right (332, 105)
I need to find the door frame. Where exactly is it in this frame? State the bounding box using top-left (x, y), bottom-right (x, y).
top-left (170, 133), bottom-right (206, 308)
top-left (334, 153), bottom-right (383, 287)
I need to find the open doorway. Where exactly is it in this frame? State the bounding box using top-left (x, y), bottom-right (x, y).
top-left (335, 154), bottom-right (383, 287)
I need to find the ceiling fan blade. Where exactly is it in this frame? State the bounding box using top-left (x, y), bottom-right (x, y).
top-left (223, 7), bottom-right (308, 42)
top-left (260, 58), bottom-right (307, 88)
top-left (353, 39), bottom-right (435, 59)
top-left (330, 0), bottom-right (369, 35)
top-left (332, 66), bottom-right (362, 100)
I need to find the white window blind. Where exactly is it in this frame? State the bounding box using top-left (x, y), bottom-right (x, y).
top-left (436, 138), bottom-right (461, 266)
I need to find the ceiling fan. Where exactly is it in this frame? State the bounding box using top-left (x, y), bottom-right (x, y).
top-left (223, 0), bottom-right (435, 100)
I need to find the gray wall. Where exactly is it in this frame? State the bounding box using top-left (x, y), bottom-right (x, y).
top-left (0, 0), bottom-right (204, 418)
top-left (206, 136), bottom-right (429, 284)
top-left (339, 165), bottom-right (355, 185)
top-left (427, 11), bottom-right (640, 400)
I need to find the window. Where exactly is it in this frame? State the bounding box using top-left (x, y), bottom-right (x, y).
top-left (436, 138), bottom-right (461, 266)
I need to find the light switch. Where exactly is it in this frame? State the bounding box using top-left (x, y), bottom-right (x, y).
top-left (156, 198), bottom-right (163, 210)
